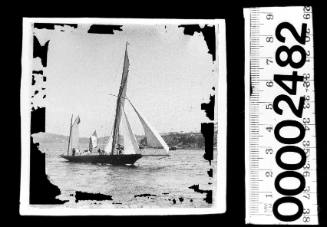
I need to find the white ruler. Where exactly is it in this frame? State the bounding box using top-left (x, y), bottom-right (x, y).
top-left (244, 7), bottom-right (318, 224)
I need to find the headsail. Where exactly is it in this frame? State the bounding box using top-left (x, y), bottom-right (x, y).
top-left (110, 42), bottom-right (130, 155)
top-left (68, 115), bottom-right (81, 154)
top-left (129, 101), bottom-right (169, 153)
top-left (104, 136), bottom-right (113, 154)
top-left (119, 108), bottom-right (139, 154)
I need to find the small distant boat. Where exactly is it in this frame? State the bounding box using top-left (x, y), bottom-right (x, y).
top-left (88, 130), bottom-right (98, 152)
top-left (169, 146), bottom-right (177, 150)
top-left (60, 43), bottom-right (169, 165)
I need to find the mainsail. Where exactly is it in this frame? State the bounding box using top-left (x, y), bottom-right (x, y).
top-left (68, 115), bottom-right (81, 155)
top-left (110, 42), bottom-right (130, 155)
top-left (129, 101), bottom-right (169, 153)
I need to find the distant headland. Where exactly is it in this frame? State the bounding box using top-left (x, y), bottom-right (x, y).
top-left (33, 125), bottom-right (218, 150)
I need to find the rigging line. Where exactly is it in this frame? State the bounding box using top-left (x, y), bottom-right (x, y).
top-left (107, 93), bottom-right (133, 106)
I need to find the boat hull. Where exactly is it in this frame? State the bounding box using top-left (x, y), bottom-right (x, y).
top-left (60, 154), bottom-right (142, 165)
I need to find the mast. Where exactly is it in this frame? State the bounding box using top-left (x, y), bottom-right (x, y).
top-left (67, 114), bottom-right (73, 155)
top-left (111, 42), bottom-right (130, 155)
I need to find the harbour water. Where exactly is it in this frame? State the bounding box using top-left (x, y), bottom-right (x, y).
top-left (38, 141), bottom-right (217, 208)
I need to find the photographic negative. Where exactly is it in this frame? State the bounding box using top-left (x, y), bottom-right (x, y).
top-left (20, 18), bottom-right (226, 215)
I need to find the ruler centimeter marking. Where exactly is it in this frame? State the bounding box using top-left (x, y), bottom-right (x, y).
top-left (244, 7), bottom-right (318, 224)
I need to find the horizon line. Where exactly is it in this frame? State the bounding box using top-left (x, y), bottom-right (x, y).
top-left (33, 129), bottom-right (216, 138)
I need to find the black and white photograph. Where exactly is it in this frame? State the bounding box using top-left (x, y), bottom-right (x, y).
top-left (5, 1), bottom-right (326, 226)
top-left (20, 18), bottom-right (226, 215)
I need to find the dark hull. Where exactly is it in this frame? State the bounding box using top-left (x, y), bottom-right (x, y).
top-left (60, 154), bottom-right (142, 165)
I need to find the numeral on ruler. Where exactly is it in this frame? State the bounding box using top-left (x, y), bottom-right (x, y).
top-left (244, 6), bottom-right (318, 224)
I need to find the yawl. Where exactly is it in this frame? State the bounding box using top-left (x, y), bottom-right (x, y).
top-left (60, 43), bottom-right (169, 165)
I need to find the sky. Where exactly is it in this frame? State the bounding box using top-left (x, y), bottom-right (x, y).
top-left (33, 23), bottom-right (217, 137)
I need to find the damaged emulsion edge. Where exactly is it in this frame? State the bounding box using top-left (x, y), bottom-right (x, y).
top-left (20, 18), bottom-right (226, 215)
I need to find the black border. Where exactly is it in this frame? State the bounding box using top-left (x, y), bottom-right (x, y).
top-left (6, 0), bottom-right (326, 226)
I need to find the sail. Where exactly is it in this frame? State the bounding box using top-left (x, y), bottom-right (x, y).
top-left (68, 115), bottom-right (81, 153)
top-left (111, 42), bottom-right (130, 155)
top-left (119, 108), bottom-right (139, 154)
top-left (88, 130), bottom-right (97, 151)
top-left (129, 101), bottom-right (169, 153)
top-left (104, 136), bottom-right (113, 154)
top-left (90, 130), bottom-right (98, 148)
